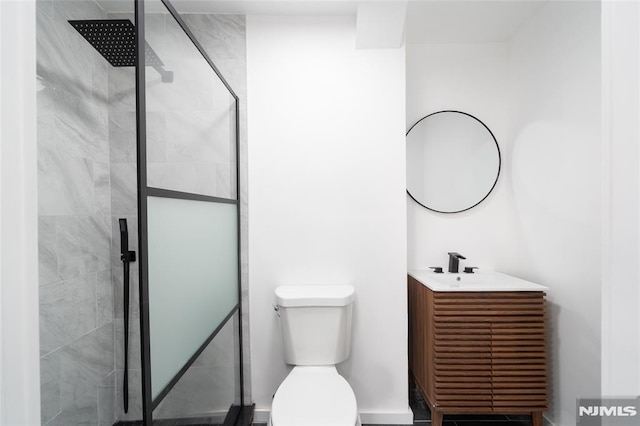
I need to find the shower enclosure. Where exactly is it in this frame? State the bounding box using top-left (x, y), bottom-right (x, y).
top-left (37, 0), bottom-right (249, 424)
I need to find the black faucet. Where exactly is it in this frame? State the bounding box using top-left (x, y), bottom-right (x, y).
top-left (447, 252), bottom-right (466, 273)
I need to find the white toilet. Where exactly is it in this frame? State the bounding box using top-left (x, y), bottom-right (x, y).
top-left (270, 285), bottom-right (361, 426)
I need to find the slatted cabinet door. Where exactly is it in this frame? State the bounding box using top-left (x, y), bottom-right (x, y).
top-left (408, 277), bottom-right (547, 426)
top-left (490, 295), bottom-right (547, 415)
top-left (433, 300), bottom-right (492, 410)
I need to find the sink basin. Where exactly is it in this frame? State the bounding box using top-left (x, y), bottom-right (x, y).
top-left (408, 269), bottom-right (548, 292)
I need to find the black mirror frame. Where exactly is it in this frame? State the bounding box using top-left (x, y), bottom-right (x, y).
top-left (406, 110), bottom-right (502, 214)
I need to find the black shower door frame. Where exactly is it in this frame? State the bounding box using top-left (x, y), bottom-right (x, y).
top-left (134, 0), bottom-right (246, 424)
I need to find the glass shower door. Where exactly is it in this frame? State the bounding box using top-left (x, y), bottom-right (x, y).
top-left (135, 0), bottom-right (243, 423)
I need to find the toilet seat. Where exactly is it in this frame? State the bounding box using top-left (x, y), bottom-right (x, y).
top-left (271, 366), bottom-right (358, 426)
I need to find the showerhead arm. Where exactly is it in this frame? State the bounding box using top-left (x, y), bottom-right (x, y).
top-left (152, 64), bottom-right (174, 83)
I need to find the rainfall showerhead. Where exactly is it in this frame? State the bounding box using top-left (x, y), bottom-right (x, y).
top-left (69, 19), bottom-right (173, 83)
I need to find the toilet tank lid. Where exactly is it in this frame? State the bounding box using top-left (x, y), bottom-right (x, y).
top-left (275, 285), bottom-right (355, 307)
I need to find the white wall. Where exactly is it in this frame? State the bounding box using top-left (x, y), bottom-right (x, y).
top-left (601, 0), bottom-right (640, 398)
top-left (508, 3), bottom-right (601, 425)
top-left (0, 1), bottom-right (41, 424)
top-left (406, 43), bottom-right (515, 271)
top-left (246, 15), bottom-right (411, 424)
top-left (407, 2), bottom-right (601, 426)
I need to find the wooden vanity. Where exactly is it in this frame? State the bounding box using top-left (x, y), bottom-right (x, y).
top-left (408, 273), bottom-right (547, 426)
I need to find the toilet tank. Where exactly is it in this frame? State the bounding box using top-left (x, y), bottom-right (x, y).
top-left (275, 285), bottom-right (355, 366)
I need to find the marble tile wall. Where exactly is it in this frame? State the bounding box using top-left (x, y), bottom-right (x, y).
top-left (37, 0), bottom-right (116, 425)
top-left (104, 19), bottom-right (141, 420)
top-left (105, 54), bottom-right (139, 424)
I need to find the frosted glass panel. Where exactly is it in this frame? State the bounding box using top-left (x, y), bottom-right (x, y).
top-left (147, 196), bottom-right (238, 399)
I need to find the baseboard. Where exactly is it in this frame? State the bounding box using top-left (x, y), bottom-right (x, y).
top-left (253, 408), bottom-right (270, 423)
top-left (359, 410), bottom-right (414, 424)
top-left (253, 408), bottom-right (414, 425)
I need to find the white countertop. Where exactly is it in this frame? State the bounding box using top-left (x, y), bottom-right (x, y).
top-left (408, 269), bottom-right (548, 292)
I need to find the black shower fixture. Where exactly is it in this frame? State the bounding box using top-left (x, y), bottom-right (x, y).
top-left (119, 218), bottom-right (136, 414)
top-left (69, 19), bottom-right (173, 82)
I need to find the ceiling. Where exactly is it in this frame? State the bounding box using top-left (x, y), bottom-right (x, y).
top-left (405, 1), bottom-right (548, 43)
top-left (95, 0), bottom-right (360, 15)
top-left (95, 0), bottom-right (550, 44)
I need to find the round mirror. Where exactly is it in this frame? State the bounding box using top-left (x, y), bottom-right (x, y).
top-left (406, 110), bottom-right (501, 213)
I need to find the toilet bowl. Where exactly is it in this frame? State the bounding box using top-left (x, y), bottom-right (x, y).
top-left (270, 366), bottom-right (360, 426)
top-left (270, 285), bottom-right (359, 426)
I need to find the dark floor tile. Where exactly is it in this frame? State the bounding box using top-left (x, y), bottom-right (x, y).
top-left (176, 423), bottom-right (221, 426)
top-left (413, 409), bottom-right (431, 420)
top-left (455, 422), bottom-right (531, 426)
top-left (409, 388), bottom-right (431, 421)
top-left (361, 424), bottom-right (456, 426)
top-left (505, 414), bottom-right (534, 421)
top-left (175, 417), bottom-right (221, 425)
top-left (448, 414), bottom-right (509, 421)
top-left (152, 420), bottom-right (178, 426)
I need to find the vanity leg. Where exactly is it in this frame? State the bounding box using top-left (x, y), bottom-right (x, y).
top-left (432, 410), bottom-right (443, 426)
top-left (532, 411), bottom-right (543, 426)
